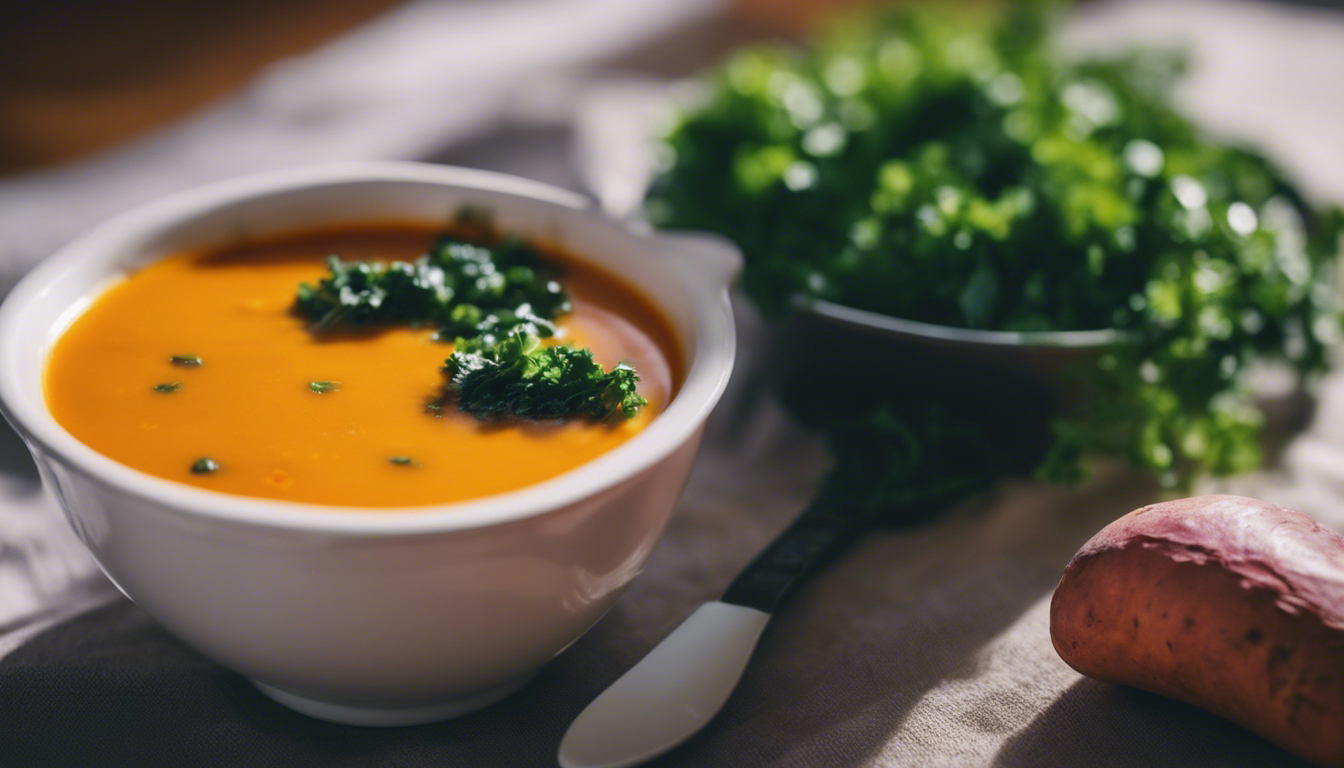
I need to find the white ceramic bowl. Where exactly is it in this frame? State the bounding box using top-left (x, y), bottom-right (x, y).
top-left (0, 162), bottom-right (739, 726)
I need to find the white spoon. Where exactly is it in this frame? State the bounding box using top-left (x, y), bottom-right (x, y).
top-left (559, 496), bottom-right (868, 768)
top-left (556, 601), bottom-right (769, 768)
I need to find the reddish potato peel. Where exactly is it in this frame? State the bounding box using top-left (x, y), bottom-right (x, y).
top-left (1051, 495), bottom-right (1344, 767)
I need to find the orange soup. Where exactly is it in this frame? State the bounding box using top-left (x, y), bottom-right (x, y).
top-left (44, 224), bottom-right (681, 509)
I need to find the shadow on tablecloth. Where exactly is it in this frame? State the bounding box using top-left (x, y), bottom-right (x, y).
top-left (0, 452), bottom-right (1319, 768)
top-left (0, 463), bottom-right (1164, 768)
top-left (993, 678), bottom-right (1313, 768)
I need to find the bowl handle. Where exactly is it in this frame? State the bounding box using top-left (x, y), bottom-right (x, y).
top-left (647, 231), bottom-right (743, 291)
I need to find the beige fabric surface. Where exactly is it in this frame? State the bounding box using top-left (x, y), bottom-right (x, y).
top-left (601, 301), bottom-right (1325, 766)
top-left (1, 1), bottom-right (1343, 765)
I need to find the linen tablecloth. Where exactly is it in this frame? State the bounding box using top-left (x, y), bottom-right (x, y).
top-left (2, 1), bottom-right (1343, 765)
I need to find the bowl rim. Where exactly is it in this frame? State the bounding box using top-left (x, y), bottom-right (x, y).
top-left (0, 161), bottom-right (737, 537)
top-left (799, 297), bottom-right (1128, 349)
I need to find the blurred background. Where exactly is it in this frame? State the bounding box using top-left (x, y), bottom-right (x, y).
top-left (0, 0), bottom-right (1339, 173)
top-left (0, 0), bottom-right (793, 176)
top-left (3, 0), bottom-right (1343, 261)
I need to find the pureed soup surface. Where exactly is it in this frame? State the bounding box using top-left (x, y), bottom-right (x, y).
top-left (44, 224), bottom-right (682, 509)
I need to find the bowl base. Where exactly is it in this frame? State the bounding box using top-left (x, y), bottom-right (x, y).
top-left (252, 675), bottom-right (534, 726)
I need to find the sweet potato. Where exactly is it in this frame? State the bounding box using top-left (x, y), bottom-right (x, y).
top-left (1051, 495), bottom-right (1344, 766)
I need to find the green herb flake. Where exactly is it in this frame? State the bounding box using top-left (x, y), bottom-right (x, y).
top-left (190, 458), bottom-right (220, 475)
top-left (388, 456), bottom-right (420, 467)
top-left (309, 380), bottom-right (341, 394)
top-left (153, 382), bottom-right (182, 393)
top-left (169, 355), bottom-right (203, 367)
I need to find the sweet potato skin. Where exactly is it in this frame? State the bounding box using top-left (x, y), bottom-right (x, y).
top-left (1051, 495), bottom-right (1344, 767)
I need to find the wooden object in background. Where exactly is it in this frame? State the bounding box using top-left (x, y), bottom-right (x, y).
top-left (0, 0), bottom-right (402, 176)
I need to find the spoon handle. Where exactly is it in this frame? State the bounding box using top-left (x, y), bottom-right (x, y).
top-left (720, 496), bottom-right (866, 614)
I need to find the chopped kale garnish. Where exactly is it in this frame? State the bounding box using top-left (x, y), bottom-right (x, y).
top-left (295, 213), bottom-right (646, 424)
top-left (153, 382), bottom-right (181, 393)
top-left (169, 355), bottom-right (203, 367)
top-left (190, 458), bottom-right (220, 474)
top-left (294, 215), bottom-right (571, 341)
top-left (309, 380), bottom-right (341, 394)
top-left (444, 329), bottom-right (646, 421)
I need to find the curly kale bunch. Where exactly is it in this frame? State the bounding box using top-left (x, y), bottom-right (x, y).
top-left (647, 3), bottom-right (1344, 486)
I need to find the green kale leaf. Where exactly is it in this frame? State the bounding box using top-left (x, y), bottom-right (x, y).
top-left (444, 328), bottom-right (647, 421)
top-left (295, 220), bottom-right (570, 341)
